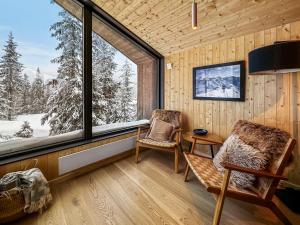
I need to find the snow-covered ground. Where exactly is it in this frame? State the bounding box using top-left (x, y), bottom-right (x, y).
top-left (0, 114), bottom-right (50, 139)
top-left (0, 115), bottom-right (148, 155)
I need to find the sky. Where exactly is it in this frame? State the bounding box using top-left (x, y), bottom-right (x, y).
top-left (0, 0), bottom-right (137, 83)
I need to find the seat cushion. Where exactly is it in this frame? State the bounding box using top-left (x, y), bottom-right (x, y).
top-left (138, 138), bottom-right (176, 148)
top-left (148, 118), bottom-right (174, 142)
top-left (184, 153), bottom-right (258, 197)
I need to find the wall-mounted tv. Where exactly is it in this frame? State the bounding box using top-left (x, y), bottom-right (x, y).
top-left (193, 61), bottom-right (245, 101)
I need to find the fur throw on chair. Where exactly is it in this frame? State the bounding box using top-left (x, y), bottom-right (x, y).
top-left (213, 120), bottom-right (290, 189)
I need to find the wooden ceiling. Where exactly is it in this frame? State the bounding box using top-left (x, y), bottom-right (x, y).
top-left (92, 0), bottom-right (300, 55)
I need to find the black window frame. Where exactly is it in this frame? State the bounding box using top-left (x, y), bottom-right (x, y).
top-left (0, 0), bottom-right (164, 164)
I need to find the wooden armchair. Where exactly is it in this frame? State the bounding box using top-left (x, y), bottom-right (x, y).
top-left (184, 122), bottom-right (296, 225)
top-left (135, 109), bottom-right (182, 173)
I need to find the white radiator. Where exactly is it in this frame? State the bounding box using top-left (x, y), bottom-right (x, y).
top-left (58, 136), bottom-right (136, 175)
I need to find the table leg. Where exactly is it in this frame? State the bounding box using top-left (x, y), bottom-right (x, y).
top-left (189, 142), bottom-right (192, 151)
top-left (210, 145), bottom-right (214, 158)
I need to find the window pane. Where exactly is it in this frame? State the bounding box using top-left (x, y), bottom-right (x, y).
top-left (0, 0), bottom-right (83, 154)
top-left (92, 15), bottom-right (158, 135)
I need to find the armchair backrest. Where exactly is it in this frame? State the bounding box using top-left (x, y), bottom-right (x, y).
top-left (231, 120), bottom-right (295, 199)
top-left (146, 109), bottom-right (182, 141)
top-left (149, 109), bottom-right (182, 128)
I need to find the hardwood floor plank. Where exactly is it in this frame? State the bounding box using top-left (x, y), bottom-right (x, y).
top-left (103, 164), bottom-right (179, 225)
top-left (56, 180), bottom-right (97, 225)
top-left (14, 152), bottom-right (283, 225)
top-left (115, 159), bottom-right (210, 225)
top-left (72, 173), bottom-right (134, 225)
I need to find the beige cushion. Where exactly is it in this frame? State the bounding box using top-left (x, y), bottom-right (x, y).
top-left (148, 118), bottom-right (174, 142)
top-left (138, 138), bottom-right (176, 148)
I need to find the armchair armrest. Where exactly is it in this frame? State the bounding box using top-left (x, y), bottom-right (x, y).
top-left (174, 128), bottom-right (184, 132)
top-left (174, 128), bottom-right (184, 145)
top-left (221, 162), bottom-right (287, 180)
top-left (136, 124), bottom-right (150, 141)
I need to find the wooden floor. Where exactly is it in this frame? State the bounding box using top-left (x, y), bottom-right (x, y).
top-left (14, 151), bottom-right (285, 225)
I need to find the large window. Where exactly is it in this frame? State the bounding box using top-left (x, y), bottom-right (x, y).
top-left (0, 0), bottom-right (162, 158)
top-left (0, 0), bottom-right (84, 155)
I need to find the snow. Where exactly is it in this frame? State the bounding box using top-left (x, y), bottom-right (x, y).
top-left (0, 114), bottom-right (50, 137)
top-left (0, 116), bottom-right (149, 155)
top-left (92, 119), bottom-right (149, 135)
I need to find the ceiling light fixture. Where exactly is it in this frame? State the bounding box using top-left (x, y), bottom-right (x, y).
top-left (192, 0), bottom-right (198, 30)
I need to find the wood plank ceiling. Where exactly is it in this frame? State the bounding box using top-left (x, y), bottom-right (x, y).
top-left (92, 0), bottom-right (300, 55)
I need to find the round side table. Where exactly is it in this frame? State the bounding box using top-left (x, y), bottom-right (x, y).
top-left (182, 132), bottom-right (223, 158)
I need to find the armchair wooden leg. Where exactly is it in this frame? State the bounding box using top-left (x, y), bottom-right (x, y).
top-left (174, 147), bottom-right (179, 173)
top-left (213, 169), bottom-right (231, 225)
top-left (268, 201), bottom-right (292, 225)
top-left (135, 143), bottom-right (140, 163)
top-left (184, 164), bottom-right (190, 182)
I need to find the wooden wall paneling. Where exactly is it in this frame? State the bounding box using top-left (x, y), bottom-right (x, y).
top-left (179, 51), bottom-right (185, 118)
top-left (188, 49), bottom-right (196, 130)
top-left (291, 21), bottom-right (300, 157)
top-left (174, 53), bottom-right (180, 112)
top-left (164, 55), bottom-right (171, 110)
top-left (205, 44), bottom-right (213, 133)
top-left (47, 152), bottom-right (59, 180)
top-left (264, 28), bottom-right (277, 127)
top-left (0, 161), bottom-right (21, 178)
top-left (212, 43), bottom-right (220, 136)
top-left (243, 33), bottom-right (255, 121)
top-left (276, 24), bottom-right (291, 132)
top-left (192, 48), bottom-right (200, 129)
top-left (137, 61), bottom-right (157, 119)
top-left (226, 38), bottom-right (236, 135)
top-left (183, 50), bottom-right (190, 130)
top-left (21, 155), bottom-right (49, 180)
top-left (164, 21), bottom-right (300, 184)
top-left (253, 31), bottom-right (265, 125)
top-left (170, 54), bottom-right (176, 110)
top-left (198, 46), bottom-right (206, 129)
top-left (0, 133), bottom-right (137, 181)
top-left (235, 36), bottom-right (245, 122)
top-left (219, 40), bottom-right (228, 138)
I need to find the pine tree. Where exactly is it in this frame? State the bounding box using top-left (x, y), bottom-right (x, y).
top-left (31, 67), bottom-right (45, 113)
top-left (0, 32), bottom-right (23, 120)
top-left (20, 73), bottom-right (31, 114)
top-left (15, 121), bottom-right (33, 138)
top-left (92, 33), bottom-right (119, 126)
top-left (42, 11), bottom-right (83, 135)
top-left (0, 83), bottom-right (8, 119)
top-left (118, 60), bottom-right (136, 122)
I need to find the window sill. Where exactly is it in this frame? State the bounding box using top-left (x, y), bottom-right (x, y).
top-left (0, 120), bottom-right (149, 166)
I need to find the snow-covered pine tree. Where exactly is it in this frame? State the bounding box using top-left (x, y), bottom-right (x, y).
top-left (42, 11), bottom-right (83, 135)
top-left (31, 67), bottom-right (45, 114)
top-left (20, 73), bottom-right (32, 114)
top-left (0, 32), bottom-right (23, 120)
top-left (15, 121), bottom-right (33, 138)
top-left (92, 33), bottom-right (120, 125)
top-left (0, 83), bottom-right (8, 119)
top-left (118, 60), bottom-right (136, 122)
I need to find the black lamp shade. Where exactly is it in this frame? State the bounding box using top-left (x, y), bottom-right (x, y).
top-left (249, 41), bottom-right (300, 74)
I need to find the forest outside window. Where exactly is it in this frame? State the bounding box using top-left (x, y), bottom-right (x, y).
top-left (91, 14), bottom-right (158, 135)
top-left (0, 0), bottom-right (84, 155)
top-left (0, 0), bottom-right (161, 157)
